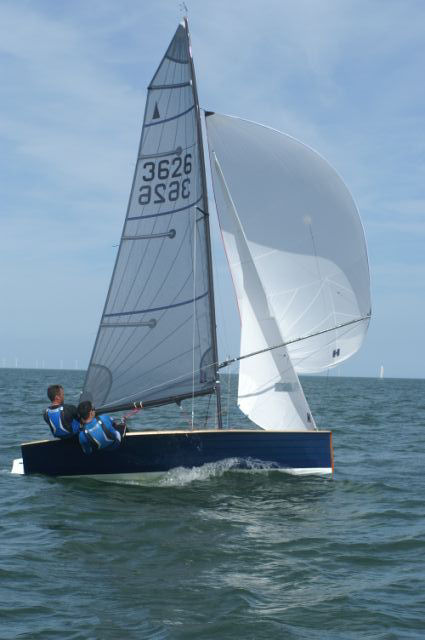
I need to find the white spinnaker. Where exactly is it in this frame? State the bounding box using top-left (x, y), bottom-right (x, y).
top-left (210, 153), bottom-right (315, 431)
top-left (205, 114), bottom-right (370, 374)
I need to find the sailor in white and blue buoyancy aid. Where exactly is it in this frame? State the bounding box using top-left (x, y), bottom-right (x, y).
top-left (43, 384), bottom-right (80, 439)
top-left (77, 400), bottom-right (125, 455)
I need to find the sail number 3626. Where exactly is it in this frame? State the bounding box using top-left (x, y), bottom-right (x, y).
top-left (139, 154), bottom-right (192, 205)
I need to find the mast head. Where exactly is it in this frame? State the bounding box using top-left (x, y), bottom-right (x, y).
top-left (179, 3), bottom-right (189, 24)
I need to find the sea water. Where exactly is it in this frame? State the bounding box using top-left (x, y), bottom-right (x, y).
top-left (0, 368), bottom-right (424, 639)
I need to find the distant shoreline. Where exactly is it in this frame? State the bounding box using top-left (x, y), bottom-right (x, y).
top-left (0, 367), bottom-right (423, 381)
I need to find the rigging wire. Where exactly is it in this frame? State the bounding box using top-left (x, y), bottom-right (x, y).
top-left (225, 356), bottom-right (232, 429)
top-left (191, 206), bottom-right (197, 430)
top-left (179, 402), bottom-right (194, 429)
top-left (203, 393), bottom-right (212, 428)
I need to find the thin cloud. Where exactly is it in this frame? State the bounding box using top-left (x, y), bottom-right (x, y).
top-left (0, 0), bottom-right (424, 376)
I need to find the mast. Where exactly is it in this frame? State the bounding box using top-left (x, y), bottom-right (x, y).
top-left (185, 18), bottom-right (223, 428)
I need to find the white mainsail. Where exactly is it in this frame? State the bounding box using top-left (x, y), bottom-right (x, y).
top-left (82, 22), bottom-right (219, 412)
top-left (206, 113), bottom-right (371, 430)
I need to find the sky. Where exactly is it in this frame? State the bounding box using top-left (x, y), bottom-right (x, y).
top-left (0, 0), bottom-right (424, 378)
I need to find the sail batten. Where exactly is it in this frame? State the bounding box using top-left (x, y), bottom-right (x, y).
top-left (82, 22), bottom-right (219, 411)
top-left (127, 196), bottom-right (203, 221)
top-left (148, 81), bottom-right (192, 90)
top-left (102, 292), bottom-right (209, 318)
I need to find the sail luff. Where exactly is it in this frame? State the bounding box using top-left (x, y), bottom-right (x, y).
top-left (185, 18), bottom-right (223, 428)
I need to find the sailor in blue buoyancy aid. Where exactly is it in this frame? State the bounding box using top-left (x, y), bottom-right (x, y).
top-left (77, 400), bottom-right (125, 455)
top-left (43, 384), bottom-right (80, 439)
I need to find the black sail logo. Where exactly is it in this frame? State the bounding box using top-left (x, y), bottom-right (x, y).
top-left (152, 102), bottom-right (160, 119)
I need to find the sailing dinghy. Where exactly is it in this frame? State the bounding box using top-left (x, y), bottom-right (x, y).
top-left (15, 19), bottom-right (370, 479)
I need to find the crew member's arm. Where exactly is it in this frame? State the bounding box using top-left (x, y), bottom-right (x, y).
top-left (62, 404), bottom-right (80, 435)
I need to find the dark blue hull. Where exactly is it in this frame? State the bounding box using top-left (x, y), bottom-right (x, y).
top-left (21, 429), bottom-right (333, 477)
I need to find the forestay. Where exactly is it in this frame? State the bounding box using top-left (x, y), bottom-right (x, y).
top-left (83, 22), bottom-right (217, 412)
top-left (206, 113), bottom-right (370, 430)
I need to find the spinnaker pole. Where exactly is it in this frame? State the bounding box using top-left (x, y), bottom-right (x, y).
top-left (218, 315), bottom-right (371, 370)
